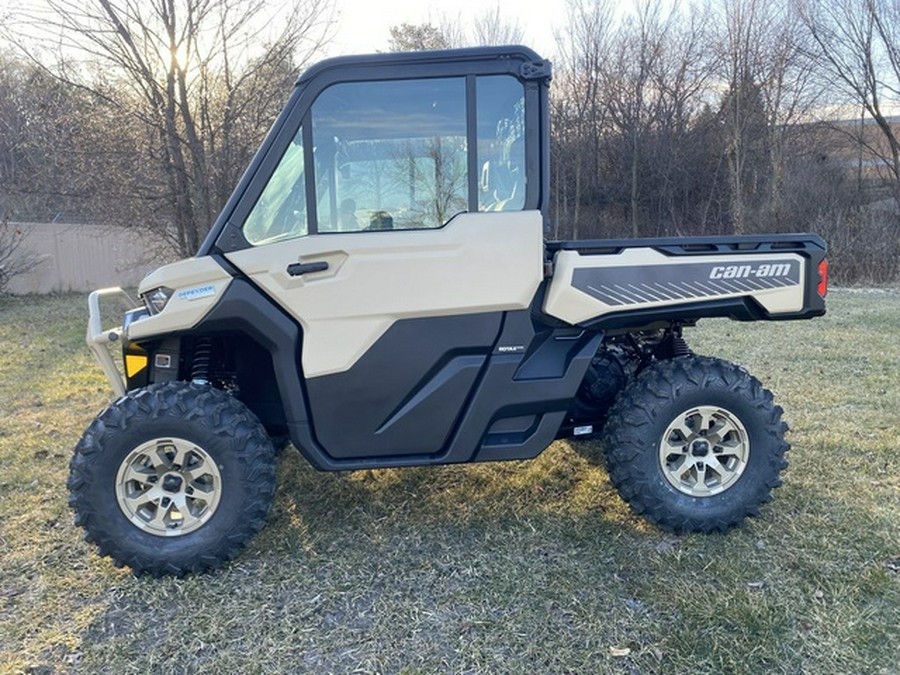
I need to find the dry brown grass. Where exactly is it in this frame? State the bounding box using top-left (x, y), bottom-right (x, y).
top-left (0, 289), bottom-right (897, 673)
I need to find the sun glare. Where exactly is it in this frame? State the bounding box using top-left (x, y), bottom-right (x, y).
top-left (171, 41), bottom-right (191, 71)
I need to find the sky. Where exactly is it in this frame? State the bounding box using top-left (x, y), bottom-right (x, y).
top-left (0, 0), bottom-right (567, 79)
top-left (325, 0), bottom-right (565, 59)
top-left (0, 0), bottom-right (566, 72)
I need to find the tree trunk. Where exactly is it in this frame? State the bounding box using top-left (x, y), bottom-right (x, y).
top-left (631, 127), bottom-right (639, 238)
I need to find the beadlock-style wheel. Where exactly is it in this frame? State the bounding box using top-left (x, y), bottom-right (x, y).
top-left (602, 356), bottom-right (789, 533)
top-left (69, 382), bottom-right (277, 576)
top-left (115, 437), bottom-right (223, 536)
top-left (659, 406), bottom-right (750, 497)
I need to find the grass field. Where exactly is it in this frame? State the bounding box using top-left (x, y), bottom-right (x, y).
top-left (0, 289), bottom-right (897, 674)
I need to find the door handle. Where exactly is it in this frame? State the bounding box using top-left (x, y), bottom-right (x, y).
top-left (287, 261), bottom-right (329, 276)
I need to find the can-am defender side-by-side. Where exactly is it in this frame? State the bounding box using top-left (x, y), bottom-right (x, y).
top-left (71, 46), bottom-right (827, 576)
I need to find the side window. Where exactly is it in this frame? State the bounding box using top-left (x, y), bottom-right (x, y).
top-left (311, 78), bottom-right (467, 232)
top-left (244, 73), bottom-right (530, 243)
top-left (477, 76), bottom-right (526, 212)
top-left (244, 125), bottom-right (307, 245)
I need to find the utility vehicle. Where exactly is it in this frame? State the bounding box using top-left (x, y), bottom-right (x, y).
top-left (71, 46), bottom-right (827, 576)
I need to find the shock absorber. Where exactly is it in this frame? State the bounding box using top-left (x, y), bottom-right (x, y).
top-left (655, 325), bottom-right (692, 360)
top-left (670, 333), bottom-right (692, 358)
top-left (191, 337), bottom-right (213, 384)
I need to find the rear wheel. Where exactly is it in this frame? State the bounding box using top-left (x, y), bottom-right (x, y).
top-left (69, 382), bottom-right (277, 576)
top-left (602, 356), bottom-right (789, 533)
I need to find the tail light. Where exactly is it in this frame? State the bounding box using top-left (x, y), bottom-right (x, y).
top-left (817, 259), bottom-right (828, 297)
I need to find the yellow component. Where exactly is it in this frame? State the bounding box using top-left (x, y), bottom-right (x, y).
top-left (125, 354), bottom-right (148, 378)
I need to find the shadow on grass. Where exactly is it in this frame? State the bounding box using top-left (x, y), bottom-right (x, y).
top-left (265, 438), bottom-right (642, 545)
top-left (70, 442), bottom-right (672, 672)
top-left (65, 438), bottom-right (898, 673)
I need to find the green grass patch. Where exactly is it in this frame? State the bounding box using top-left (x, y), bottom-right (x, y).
top-left (0, 290), bottom-right (897, 673)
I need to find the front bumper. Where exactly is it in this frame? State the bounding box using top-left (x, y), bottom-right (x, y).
top-left (86, 287), bottom-right (135, 397)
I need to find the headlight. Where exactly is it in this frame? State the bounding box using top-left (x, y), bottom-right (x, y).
top-left (141, 286), bottom-right (174, 315)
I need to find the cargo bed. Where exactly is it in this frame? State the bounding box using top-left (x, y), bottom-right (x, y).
top-left (543, 234), bottom-right (827, 330)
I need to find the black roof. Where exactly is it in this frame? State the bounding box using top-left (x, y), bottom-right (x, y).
top-left (296, 45), bottom-right (545, 86)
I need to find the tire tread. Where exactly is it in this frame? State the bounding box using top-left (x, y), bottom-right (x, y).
top-left (602, 356), bottom-right (790, 533)
top-left (68, 382), bottom-right (276, 577)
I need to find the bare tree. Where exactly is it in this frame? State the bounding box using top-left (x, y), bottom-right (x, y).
top-left (470, 7), bottom-right (526, 46)
top-left (713, 0), bottom-right (779, 233)
top-left (8, 0), bottom-right (332, 256)
top-left (388, 23), bottom-right (451, 52)
top-left (798, 0), bottom-right (900, 211)
top-left (754, 4), bottom-right (822, 226)
top-left (389, 6), bottom-right (525, 52)
top-left (649, 6), bottom-right (719, 233)
top-left (431, 5), bottom-right (525, 48)
top-left (604, 0), bottom-right (675, 237)
top-left (553, 0), bottom-right (716, 238)
top-left (552, 0), bottom-right (616, 239)
top-left (0, 51), bottom-right (140, 223)
top-left (708, 0), bottom-right (815, 233)
top-left (0, 222), bottom-right (42, 294)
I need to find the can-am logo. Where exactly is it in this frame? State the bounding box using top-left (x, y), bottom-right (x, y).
top-left (709, 263), bottom-right (792, 280)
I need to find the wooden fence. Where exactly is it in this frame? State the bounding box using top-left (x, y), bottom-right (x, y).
top-left (5, 222), bottom-right (175, 295)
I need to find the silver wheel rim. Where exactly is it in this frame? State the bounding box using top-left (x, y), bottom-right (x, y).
top-left (115, 437), bottom-right (222, 536)
top-left (659, 406), bottom-right (750, 497)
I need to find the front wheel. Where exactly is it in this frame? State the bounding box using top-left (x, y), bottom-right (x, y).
top-left (602, 356), bottom-right (789, 533)
top-left (68, 382), bottom-right (277, 576)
